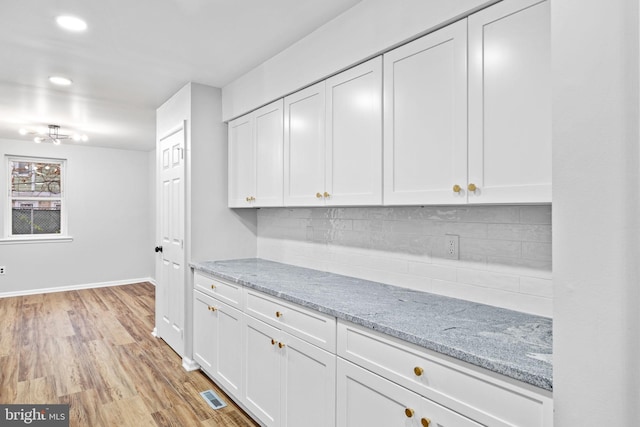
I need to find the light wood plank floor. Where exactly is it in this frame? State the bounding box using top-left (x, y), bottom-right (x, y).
top-left (0, 283), bottom-right (259, 427)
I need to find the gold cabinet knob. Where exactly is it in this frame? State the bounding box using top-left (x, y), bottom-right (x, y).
top-left (316, 192), bottom-right (323, 198)
top-left (271, 339), bottom-right (276, 345)
top-left (405, 408), bottom-right (415, 418)
top-left (208, 306), bottom-right (217, 312)
top-left (278, 342), bottom-right (285, 349)
top-left (276, 311), bottom-right (283, 318)
top-left (452, 184), bottom-right (461, 193)
top-left (467, 183), bottom-right (477, 192)
top-left (245, 196), bottom-right (250, 202)
top-left (250, 196), bottom-right (256, 201)
top-left (210, 284), bottom-right (216, 290)
top-left (414, 366), bottom-right (424, 376)
top-left (421, 418), bottom-right (431, 427)
top-left (323, 191), bottom-right (330, 198)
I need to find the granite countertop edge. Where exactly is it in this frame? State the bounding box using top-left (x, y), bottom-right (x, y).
top-left (191, 259), bottom-right (553, 392)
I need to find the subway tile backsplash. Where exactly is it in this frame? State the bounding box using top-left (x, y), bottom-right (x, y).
top-left (256, 205), bottom-right (552, 317)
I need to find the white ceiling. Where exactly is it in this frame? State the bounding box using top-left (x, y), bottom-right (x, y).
top-left (0, 0), bottom-right (362, 151)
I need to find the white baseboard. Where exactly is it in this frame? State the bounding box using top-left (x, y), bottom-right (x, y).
top-left (0, 277), bottom-right (155, 299)
top-left (182, 357), bottom-right (200, 372)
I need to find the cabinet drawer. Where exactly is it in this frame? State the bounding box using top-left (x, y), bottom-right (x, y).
top-left (244, 288), bottom-right (336, 352)
top-left (337, 358), bottom-right (481, 427)
top-left (194, 272), bottom-right (242, 309)
top-left (337, 321), bottom-right (552, 427)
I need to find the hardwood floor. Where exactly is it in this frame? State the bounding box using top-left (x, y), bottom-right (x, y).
top-left (0, 283), bottom-right (259, 427)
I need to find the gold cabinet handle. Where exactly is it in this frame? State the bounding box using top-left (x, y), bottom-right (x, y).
top-left (323, 191), bottom-right (330, 198)
top-left (404, 408), bottom-right (415, 418)
top-left (271, 339), bottom-right (277, 345)
top-left (452, 184), bottom-right (461, 193)
top-left (316, 192), bottom-right (323, 198)
top-left (207, 306), bottom-right (217, 312)
top-left (467, 183), bottom-right (477, 192)
top-left (210, 284), bottom-right (216, 290)
top-left (251, 196), bottom-right (256, 201)
top-left (278, 342), bottom-right (285, 349)
top-left (275, 311), bottom-right (283, 318)
top-left (414, 366), bottom-right (424, 376)
top-left (421, 418), bottom-right (431, 427)
top-left (245, 196), bottom-right (250, 202)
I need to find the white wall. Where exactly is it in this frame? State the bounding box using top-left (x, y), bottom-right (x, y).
top-left (0, 138), bottom-right (154, 295)
top-left (258, 206), bottom-right (552, 316)
top-left (552, 0), bottom-right (640, 424)
top-left (222, 0), bottom-right (498, 120)
top-left (156, 82), bottom-right (257, 266)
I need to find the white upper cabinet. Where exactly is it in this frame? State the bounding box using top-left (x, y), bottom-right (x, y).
top-left (325, 57), bottom-right (382, 205)
top-left (228, 100), bottom-right (283, 207)
top-left (468, 0), bottom-right (551, 203)
top-left (284, 58), bottom-right (383, 206)
top-left (383, 20), bottom-right (468, 205)
top-left (284, 81), bottom-right (326, 206)
top-left (228, 114), bottom-right (254, 207)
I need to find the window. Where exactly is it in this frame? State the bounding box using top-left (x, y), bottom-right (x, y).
top-left (7, 156), bottom-right (66, 237)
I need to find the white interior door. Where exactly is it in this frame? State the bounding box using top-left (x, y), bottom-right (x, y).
top-left (157, 125), bottom-right (186, 356)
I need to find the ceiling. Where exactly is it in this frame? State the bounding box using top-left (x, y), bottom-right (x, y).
top-left (0, 0), bottom-right (362, 151)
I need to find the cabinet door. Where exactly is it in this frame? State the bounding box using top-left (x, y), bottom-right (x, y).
top-left (243, 315), bottom-right (281, 427)
top-left (193, 291), bottom-right (216, 374)
top-left (255, 100), bottom-right (284, 206)
top-left (284, 81), bottom-right (326, 206)
top-left (337, 359), bottom-right (481, 427)
top-left (213, 301), bottom-right (243, 397)
top-left (383, 20), bottom-right (467, 205)
top-left (325, 57), bottom-right (382, 206)
top-left (468, 0), bottom-right (551, 203)
top-left (281, 332), bottom-right (336, 427)
top-left (228, 114), bottom-right (256, 207)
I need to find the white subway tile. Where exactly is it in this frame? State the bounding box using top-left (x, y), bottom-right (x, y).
top-left (520, 277), bottom-right (554, 298)
top-left (522, 241), bottom-right (553, 261)
top-left (407, 262), bottom-right (457, 282)
top-left (456, 268), bottom-right (520, 292)
top-left (462, 237), bottom-right (522, 258)
top-left (519, 205), bottom-right (552, 224)
top-left (487, 223), bottom-right (552, 242)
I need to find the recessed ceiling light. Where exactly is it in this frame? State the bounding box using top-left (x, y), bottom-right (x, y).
top-left (49, 76), bottom-right (73, 86)
top-left (56, 15), bottom-right (87, 32)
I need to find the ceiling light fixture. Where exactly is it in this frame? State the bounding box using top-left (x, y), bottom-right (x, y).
top-left (56, 15), bottom-right (87, 32)
top-left (19, 125), bottom-right (88, 145)
top-left (49, 76), bottom-right (73, 86)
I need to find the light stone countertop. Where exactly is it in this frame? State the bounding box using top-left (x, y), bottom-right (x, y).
top-left (191, 258), bottom-right (553, 391)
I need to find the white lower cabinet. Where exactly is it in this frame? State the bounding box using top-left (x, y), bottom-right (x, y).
top-left (337, 320), bottom-right (553, 427)
top-left (193, 290), bottom-right (243, 396)
top-left (243, 314), bottom-right (336, 427)
top-left (337, 359), bottom-right (481, 427)
top-left (193, 274), bottom-right (552, 427)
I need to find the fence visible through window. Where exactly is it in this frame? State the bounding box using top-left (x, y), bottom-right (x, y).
top-left (12, 207), bottom-right (61, 234)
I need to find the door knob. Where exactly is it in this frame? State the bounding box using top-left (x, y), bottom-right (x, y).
top-left (154, 246), bottom-right (163, 253)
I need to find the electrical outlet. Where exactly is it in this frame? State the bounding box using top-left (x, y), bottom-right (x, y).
top-left (0, 266), bottom-right (5, 275)
top-left (445, 235), bottom-right (459, 260)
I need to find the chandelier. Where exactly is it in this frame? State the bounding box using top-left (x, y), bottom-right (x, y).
top-left (19, 125), bottom-right (88, 145)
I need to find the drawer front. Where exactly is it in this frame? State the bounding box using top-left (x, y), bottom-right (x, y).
top-left (244, 288), bottom-right (336, 352)
top-left (337, 358), bottom-right (482, 427)
top-left (337, 320), bottom-right (552, 427)
top-left (194, 272), bottom-right (242, 309)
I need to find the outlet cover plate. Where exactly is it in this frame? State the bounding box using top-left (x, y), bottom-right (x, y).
top-left (445, 235), bottom-right (459, 260)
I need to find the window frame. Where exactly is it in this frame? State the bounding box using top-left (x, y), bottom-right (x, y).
top-left (4, 155), bottom-right (69, 242)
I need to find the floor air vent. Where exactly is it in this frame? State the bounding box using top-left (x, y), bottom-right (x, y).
top-left (200, 389), bottom-right (227, 410)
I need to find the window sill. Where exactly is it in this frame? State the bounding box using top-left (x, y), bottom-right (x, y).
top-left (0, 236), bottom-right (74, 245)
